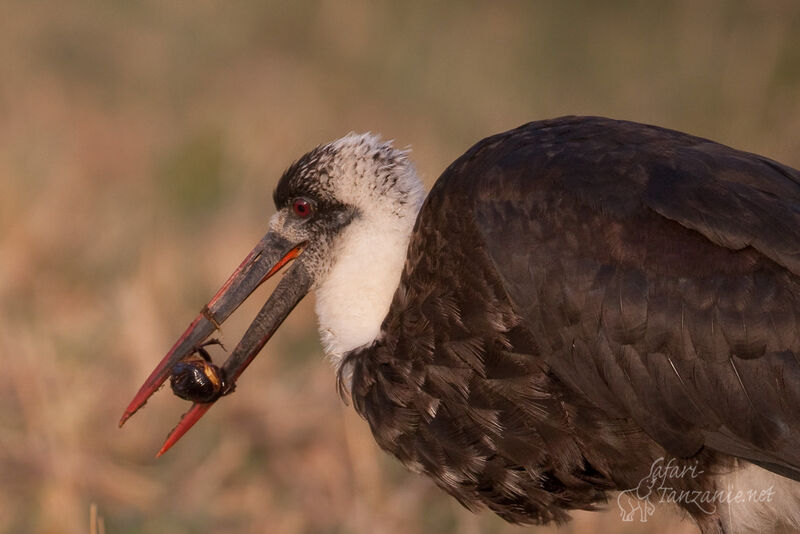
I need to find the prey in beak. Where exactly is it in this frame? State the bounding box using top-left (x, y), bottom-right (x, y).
top-left (119, 232), bottom-right (310, 456)
top-left (120, 132), bottom-right (423, 458)
top-left (169, 338), bottom-right (228, 403)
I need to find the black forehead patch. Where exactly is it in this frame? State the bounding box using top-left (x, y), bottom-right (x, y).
top-left (273, 144), bottom-right (336, 209)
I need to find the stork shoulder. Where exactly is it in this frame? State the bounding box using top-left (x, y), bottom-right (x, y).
top-left (415, 116), bottom-right (800, 479)
top-left (425, 115), bottom-right (800, 276)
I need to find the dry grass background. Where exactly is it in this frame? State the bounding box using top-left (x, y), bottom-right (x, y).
top-left (0, 1), bottom-right (799, 533)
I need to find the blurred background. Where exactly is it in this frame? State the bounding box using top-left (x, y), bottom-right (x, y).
top-left (0, 1), bottom-right (798, 533)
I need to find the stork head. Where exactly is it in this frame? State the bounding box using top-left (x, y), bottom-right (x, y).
top-left (120, 133), bottom-right (425, 455)
top-left (270, 133), bottom-right (425, 293)
top-left (272, 134), bottom-right (426, 363)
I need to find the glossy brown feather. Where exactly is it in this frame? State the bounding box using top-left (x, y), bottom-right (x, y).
top-left (339, 116), bottom-right (800, 529)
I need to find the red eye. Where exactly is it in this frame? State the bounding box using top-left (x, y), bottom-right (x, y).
top-left (292, 198), bottom-right (312, 218)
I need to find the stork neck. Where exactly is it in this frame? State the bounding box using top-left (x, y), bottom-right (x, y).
top-left (314, 210), bottom-right (418, 366)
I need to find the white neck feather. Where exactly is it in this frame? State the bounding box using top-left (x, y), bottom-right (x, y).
top-left (314, 207), bottom-right (419, 366)
top-left (305, 133), bottom-right (425, 367)
top-left (713, 461), bottom-right (800, 533)
top-left (309, 133), bottom-right (425, 365)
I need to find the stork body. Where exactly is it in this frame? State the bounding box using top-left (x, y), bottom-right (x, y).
top-left (336, 117), bottom-right (800, 533)
top-left (124, 117), bottom-right (800, 534)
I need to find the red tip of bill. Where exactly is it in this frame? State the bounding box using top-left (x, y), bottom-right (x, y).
top-left (119, 411), bottom-right (134, 428)
top-left (118, 357), bottom-right (173, 428)
top-left (121, 240), bottom-right (307, 455)
top-left (119, 314), bottom-right (211, 428)
top-left (156, 402), bottom-right (214, 457)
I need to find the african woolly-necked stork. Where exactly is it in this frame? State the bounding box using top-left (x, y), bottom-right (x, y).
top-left (121, 116), bottom-right (800, 534)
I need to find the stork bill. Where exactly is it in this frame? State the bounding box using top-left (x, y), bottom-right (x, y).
top-left (122, 116), bottom-right (800, 534)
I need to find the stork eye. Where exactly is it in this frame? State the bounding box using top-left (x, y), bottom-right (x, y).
top-left (292, 198), bottom-right (313, 218)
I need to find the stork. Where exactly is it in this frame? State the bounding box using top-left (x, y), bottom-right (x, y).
top-left (121, 116), bottom-right (800, 534)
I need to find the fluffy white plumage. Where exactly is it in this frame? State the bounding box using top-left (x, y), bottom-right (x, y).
top-left (311, 133), bottom-right (426, 365)
top-left (714, 462), bottom-right (800, 534)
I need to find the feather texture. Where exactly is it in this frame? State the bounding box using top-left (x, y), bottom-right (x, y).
top-left (338, 117), bottom-right (800, 532)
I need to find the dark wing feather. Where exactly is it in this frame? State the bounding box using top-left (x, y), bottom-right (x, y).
top-left (437, 116), bottom-right (800, 477)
